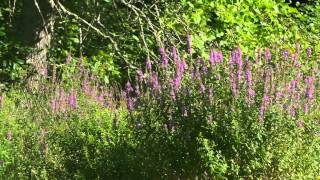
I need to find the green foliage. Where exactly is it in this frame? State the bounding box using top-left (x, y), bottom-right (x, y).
top-left (163, 0), bottom-right (320, 57)
top-left (0, 2), bottom-right (29, 86)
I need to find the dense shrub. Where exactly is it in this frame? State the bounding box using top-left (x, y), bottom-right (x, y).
top-left (1, 39), bottom-right (319, 178)
top-left (125, 41), bottom-right (320, 178)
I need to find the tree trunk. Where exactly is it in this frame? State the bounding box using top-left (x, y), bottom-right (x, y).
top-left (16, 0), bottom-right (53, 90)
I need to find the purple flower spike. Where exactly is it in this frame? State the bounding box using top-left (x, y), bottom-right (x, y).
top-left (307, 47), bottom-right (312, 58)
top-left (151, 73), bottom-right (160, 92)
top-left (258, 105), bottom-right (265, 123)
top-left (200, 83), bottom-right (206, 94)
top-left (68, 89), bottom-right (78, 109)
top-left (172, 47), bottom-right (178, 64)
top-left (292, 53), bottom-right (299, 67)
top-left (174, 76), bottom-right (182, 91)
top-left (229, 64), bottom-right (237, 98)
top-left (59, 89), bottom-right (67, 113)
top-left (127, 96), bottom-right (133, 113)
top-left (146, 57), bottom-right (152, 71)
top-left (265, 48), bottom-right (271, 62)
top-left (187, 32), bottom-right (192, 56)
top-left (200, 59), bottom-right (208, 74)
top-left (208, 88), bottom-right (213, 103)
top-left (305, 76), bottom-right (315, 99)
top-left (50, 98), bottom-right (58, 113)
top-left (96, 93), bottom-right (104, 106)
top-left (181, 58), bottom-right (188, 73)
top-left (218, 51), bottom-right (223, 63)
top-left (126, 81), bottom-right (133, 93)
top-left (170, 80), bottom-right (176, 101)
top-left (296, 119), bottom-right (304, 128)
top-left (282, 50), bottom-right (289, 61)
top-left (236, 51), bottom-right (243, 83)
top-left (135, 84), bottom-right (141, 96)
top-left (160, 47), bottom-right (168, 69)
top-left (209, 49), bottom-right (215, 67)
top-left (245, 58), bottom-right (255, 102)
top-left (136, 69), bottom-right (144, 83)
top-left (82, 79), bottom-right (90, 95)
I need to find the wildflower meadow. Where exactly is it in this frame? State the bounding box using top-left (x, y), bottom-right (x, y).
top-left (1, 0), bottom-right (320, 179)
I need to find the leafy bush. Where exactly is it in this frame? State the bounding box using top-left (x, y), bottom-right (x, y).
top-left (1, 28), bottom-right (320, 179)
top-left (125, 41), bottom-right (320, 178)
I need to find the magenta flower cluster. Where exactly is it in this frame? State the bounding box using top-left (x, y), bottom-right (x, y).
top-left (124, 35), bottom-right (318, 126)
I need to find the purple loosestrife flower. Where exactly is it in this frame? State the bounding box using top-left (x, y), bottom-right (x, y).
top-left (135, 84), bottom-right (141, 96)
top-left (145, 57), bottom-right (152, 72)
top-left (258, 105), bottom-right (266, 123)
top-left (245, 58), bottom-right (253, 87)
top-left (90, 86), bottom-right (98, 99)
top-left (170, 80), bottom-right (176, 101)
top-left (187, 32), bottom-right (192, 56)
top-left (126, 81), bottom-right (133, 95)
top-left (303, 103), bottom-right (309, 113)
top-left (282, 50), bottom-right (289, 61)
top-left (160, 47), bottom-right (168, 69)
top-left (151, 73), bottom-right (160, 92)
top-left (276, 91), bottom-right (284, 102)
top-left (82, 79), bottom-right (90, 95)
top-left (236, 47), bottom-right (242, 62)
top-left (305, 76), bottom-right (315, 99)
top-left (290, 79), bottom-right (298, 94)
top-left (259, 95), bottom-right (270, 122)
top-left (200, 59), bottom-right (208, 74)
top-left (172, 47), bottom-right (178, 64)
top-left (59, 89), bottom-right (67, 113)
top-left (208, 88), bottom-right (213, 104)
top-left (307, 47), bottom-right (312, 58)
top-left (292, 53), bottom-right (299, 67)
top-left (68, 89), bottom-right (77, 109)
top-left (229, 53), bottom-right (237, 97)
top-left (290, 106), bottom-right (296, 117)
top-left (96, 93), bottom-right (104, 106)
top-left (191, 68), bottom-right (195, 80)
top-left (209, 49), bottom-right (215, 68)
top-left (296, 119), bottom-right (304, 128)
top-left (265, 48), bottom-right (271, 62)
top-left (181, 58), bottom-right (188, 73)
top-left (200, 82), bottom-right (206, 94)
top-left (126, 95), bottom-right (133, 113)
top-left (217, 51), bottom-right (223, 63)
top-left (236, 55), bottom-right (243, 83)
top-left (136, 69), bottom-right (144, 84)
top-left (50, 98), bottom-right (58, 113)
top-left (245, 59), bottom-right (255, 102)
top-left (175, 56), bottom-right (181, 75)
top-left (174, 75), bottom-right (182, 92)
